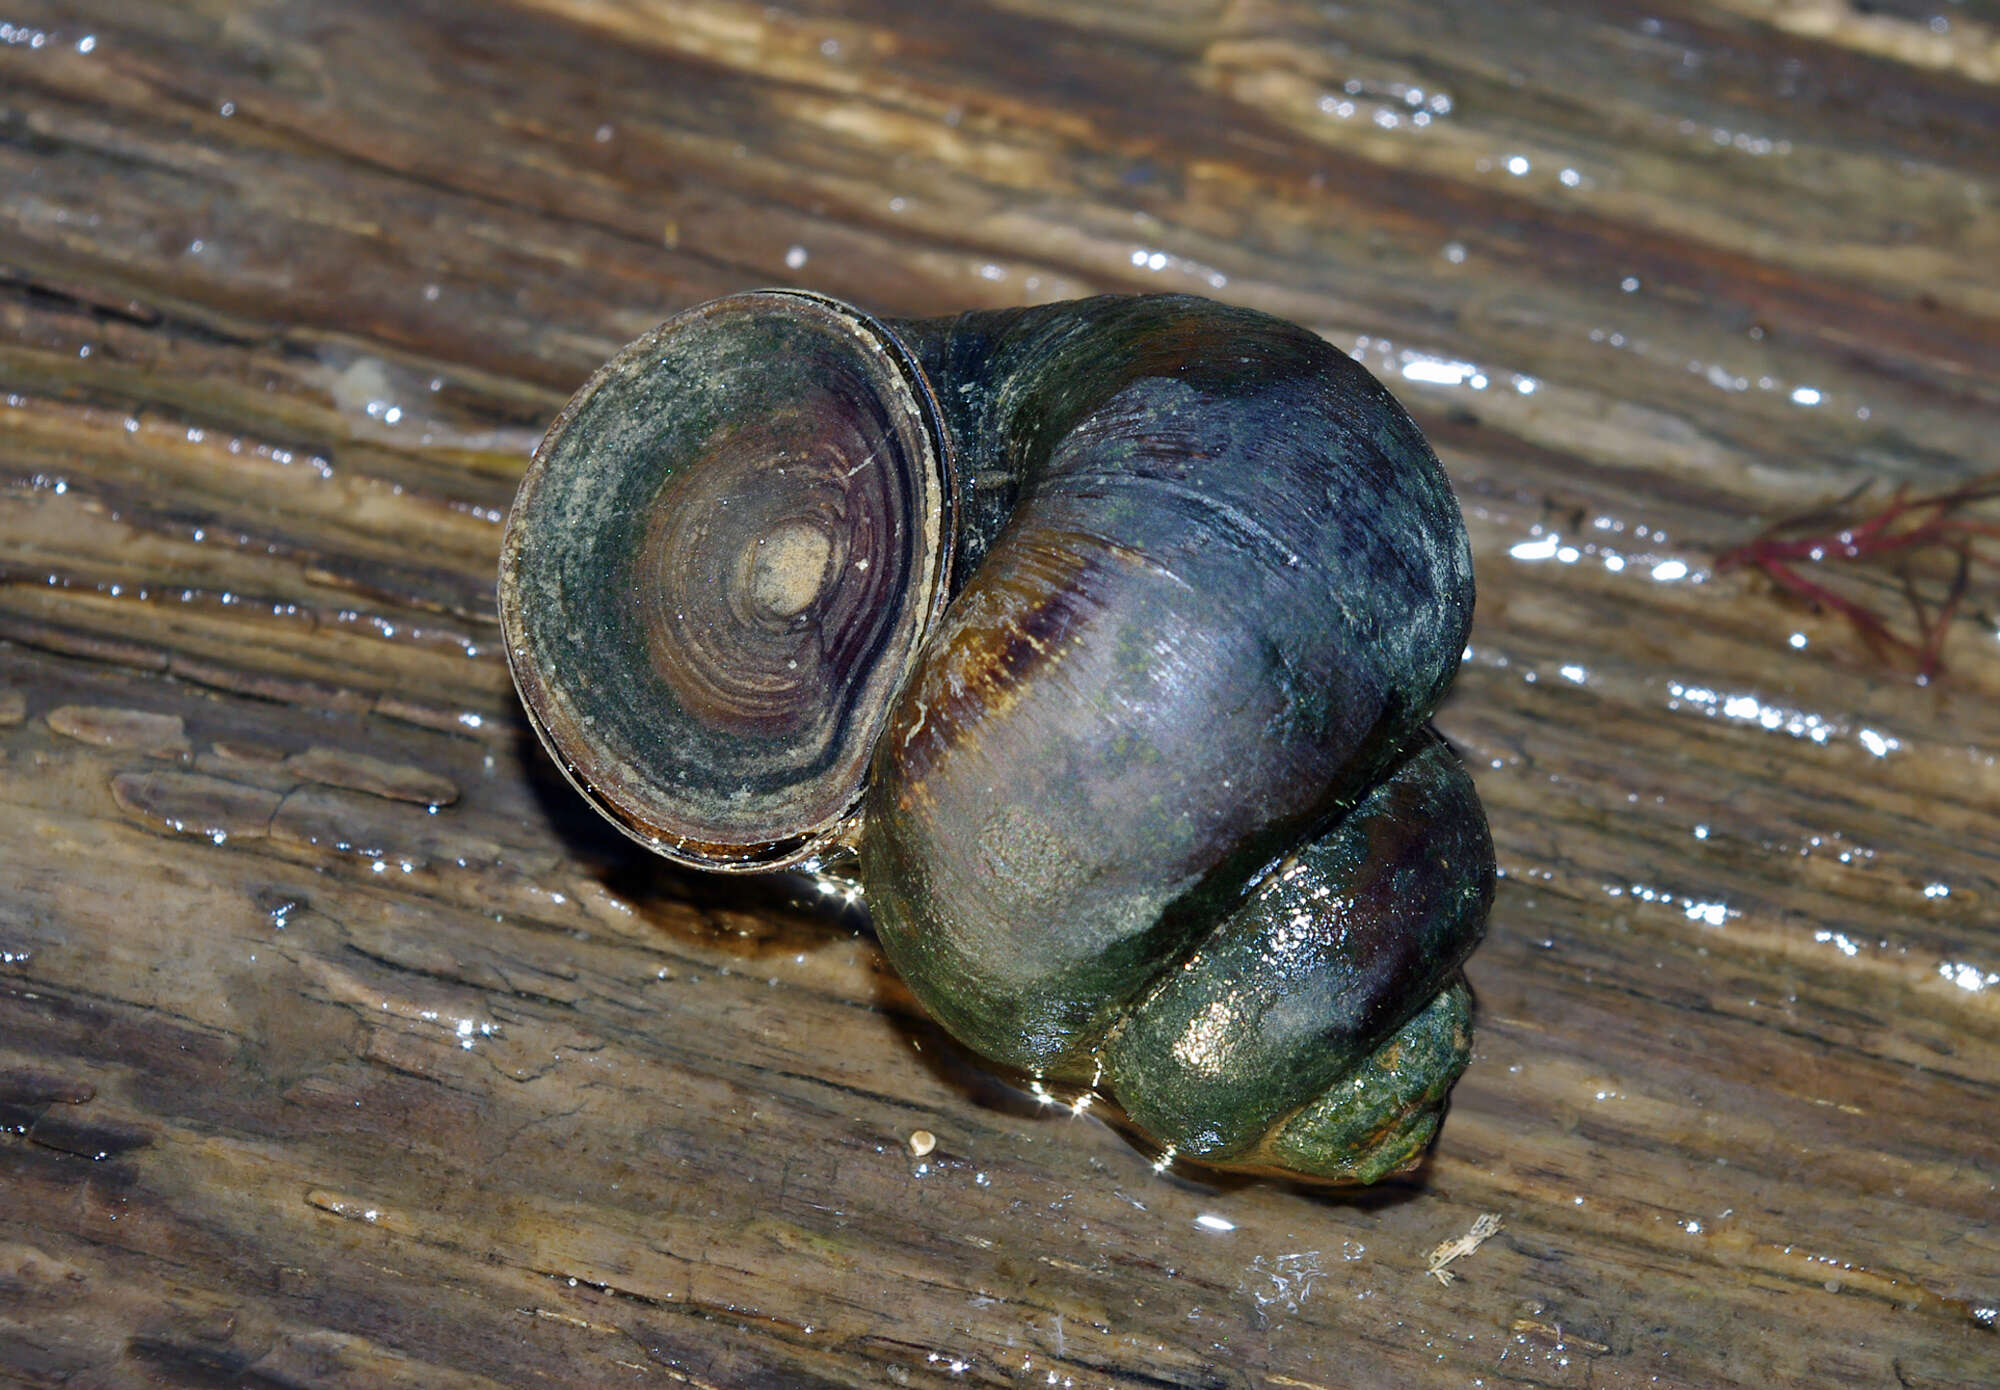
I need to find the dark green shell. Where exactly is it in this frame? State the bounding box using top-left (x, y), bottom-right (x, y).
top-left (498, 290), bottom-right (1493, 1184)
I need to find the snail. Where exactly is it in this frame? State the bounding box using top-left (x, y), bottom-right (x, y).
top-left (497, 290), bottom-right (1494, 1184)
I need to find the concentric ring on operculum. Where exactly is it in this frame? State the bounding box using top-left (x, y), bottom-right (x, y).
top-left (498, 291), bottom-right (953, 869)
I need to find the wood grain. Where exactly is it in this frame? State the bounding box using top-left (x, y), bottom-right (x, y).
top-left (2, 1), bottom-right (1997, 1385)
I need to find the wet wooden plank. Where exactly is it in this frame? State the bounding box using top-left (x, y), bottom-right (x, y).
top-left (1, 1), bottom-right (1996, 1386)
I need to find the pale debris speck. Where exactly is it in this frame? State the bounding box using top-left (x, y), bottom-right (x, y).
top-left (1425, 1212), bottom-right (1504, 1285)
top-left (908, 1129), bottom-right (936, 1157)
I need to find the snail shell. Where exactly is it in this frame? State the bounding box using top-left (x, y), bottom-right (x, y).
top-left (499, 290), bottom-right (1493, 1184)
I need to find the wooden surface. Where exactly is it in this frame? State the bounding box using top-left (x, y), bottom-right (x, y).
top-left (3, 1), bottom-right (1998, 1385)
